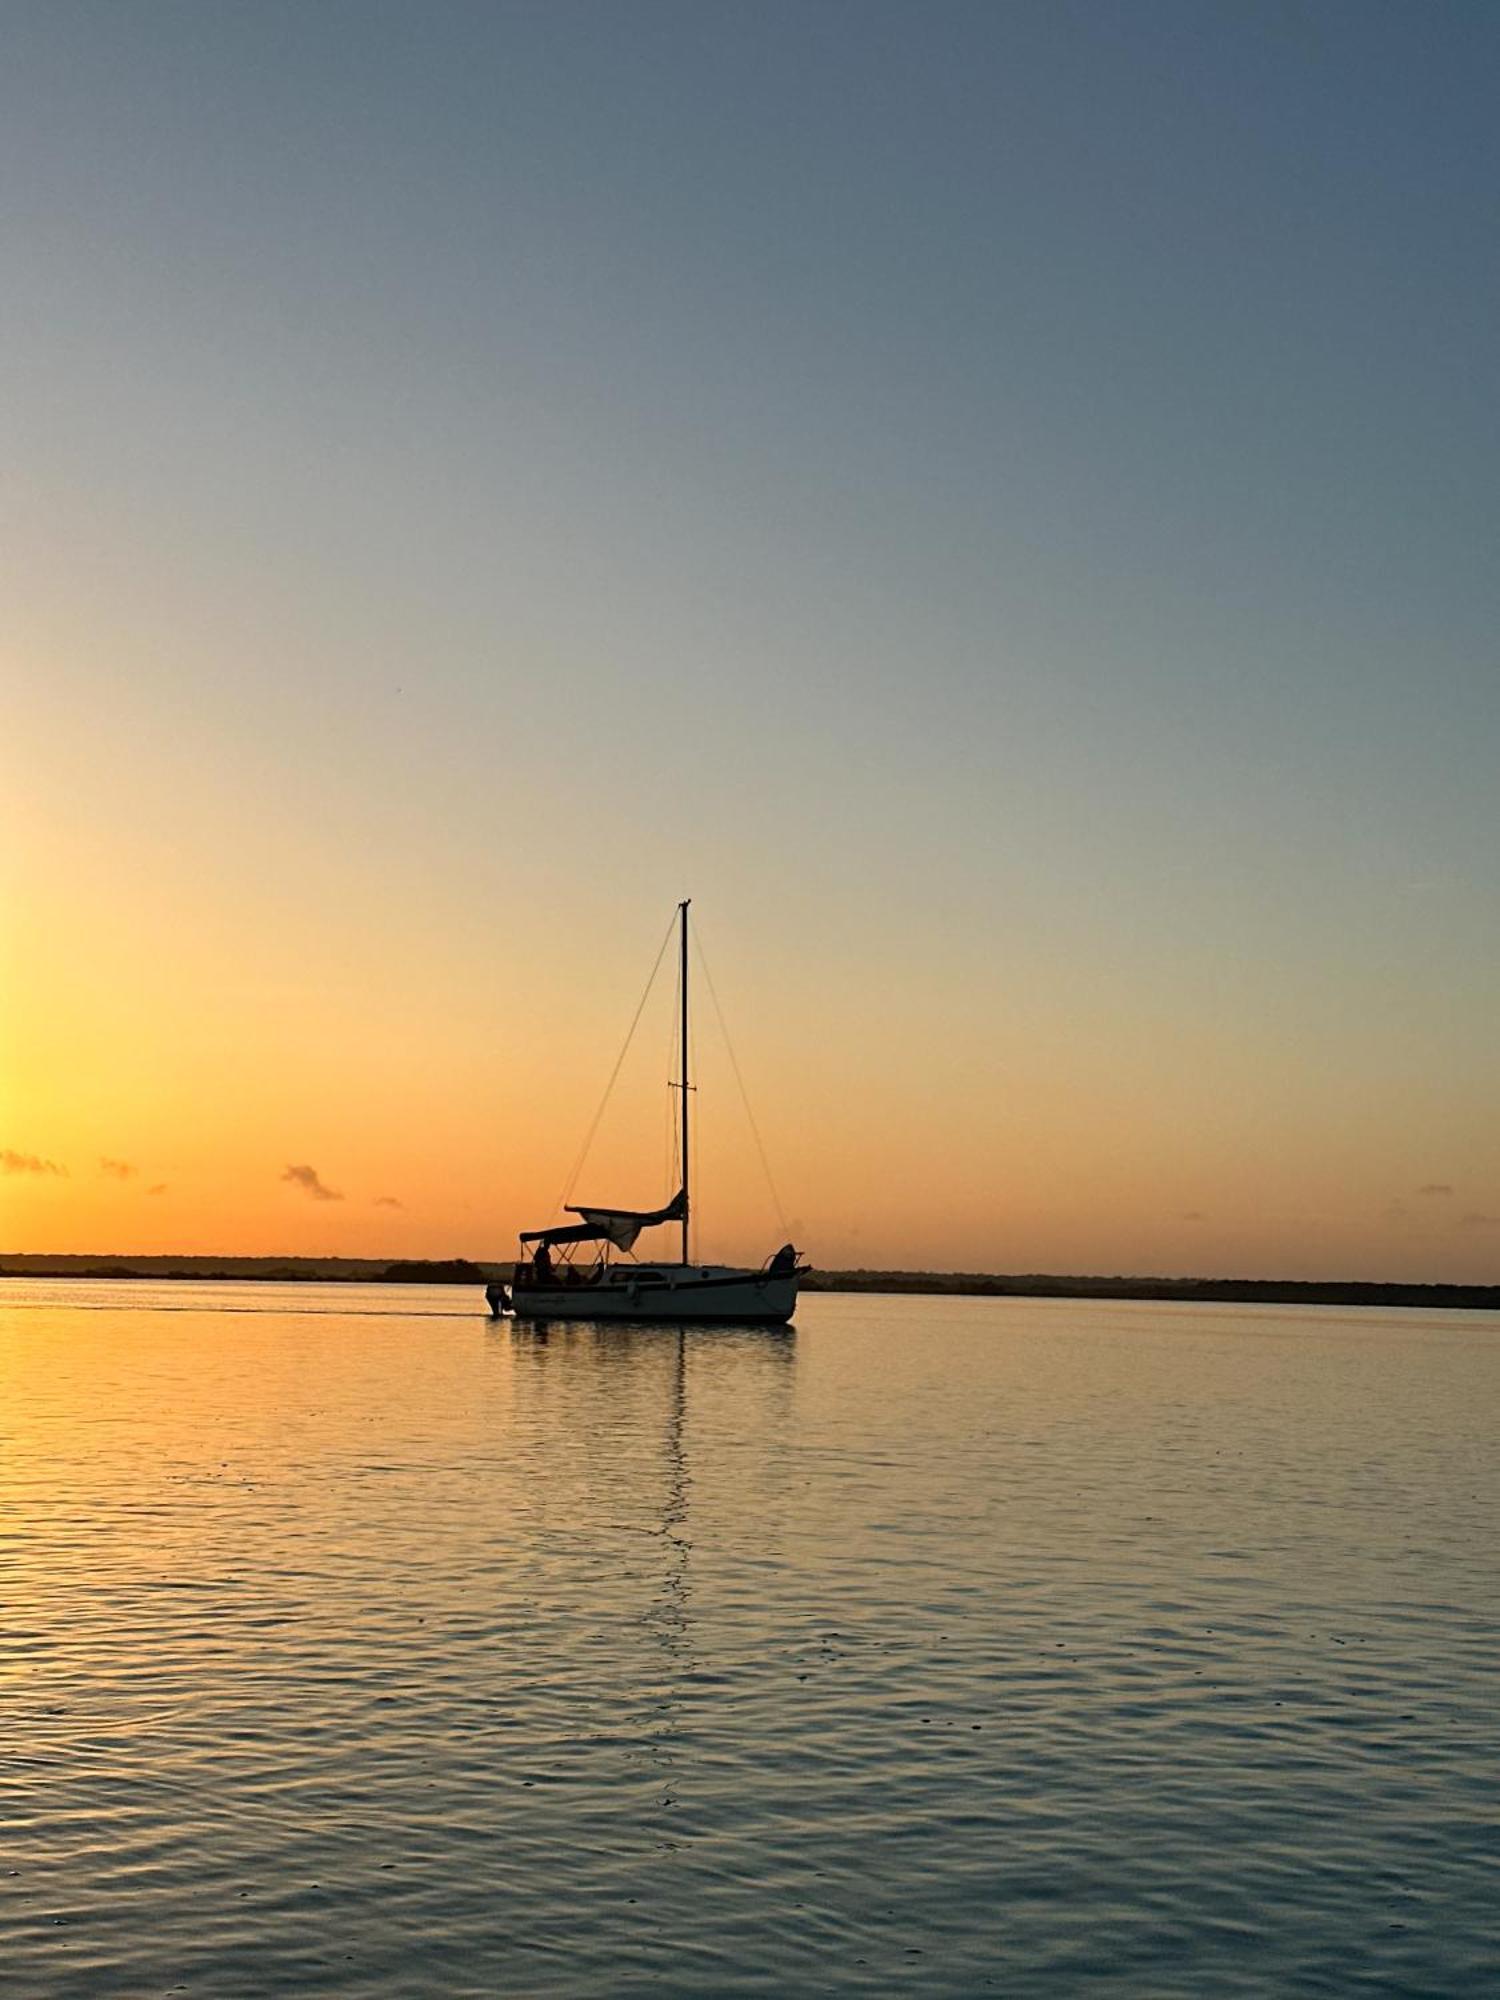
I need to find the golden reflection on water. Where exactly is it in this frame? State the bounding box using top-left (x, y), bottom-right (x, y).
top-left (3, 1282), bottom-right (1499, 1997)
top-left (502, 1322), bottom-right (795, 1818)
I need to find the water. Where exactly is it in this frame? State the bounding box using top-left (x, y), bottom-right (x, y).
top-left (2, 1282), bottom-right (1497, 1996)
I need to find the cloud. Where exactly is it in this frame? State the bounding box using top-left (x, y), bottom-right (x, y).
top-left (1181, 1210), bottom-right (1205, 1222)
top-left (1418, 1183), bottom-right (1454, 1198)
top-left (147, 1183), bottom-right (168, 1196)
top-left (100, 1157), bottom-right (137, 1180)
top-left (1457, 1212), bottom-right (1500, 1231)
top-left (1, 1149), bottom-right (66, 1176)
top-left (281, 1163), bottom-right (343, 1202)
top-left (374, 1194), bottom-right (404, 1209)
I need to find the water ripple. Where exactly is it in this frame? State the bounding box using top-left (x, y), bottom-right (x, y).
top-left (2, 1283), bottom-right (1498, 1993)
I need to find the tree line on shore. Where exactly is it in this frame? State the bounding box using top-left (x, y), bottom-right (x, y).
top-left (1, 1251), bottom-right (1496, 1311)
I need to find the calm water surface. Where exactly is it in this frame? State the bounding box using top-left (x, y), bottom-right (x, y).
top-left (2, 1282), bottom-right (1497, 1995)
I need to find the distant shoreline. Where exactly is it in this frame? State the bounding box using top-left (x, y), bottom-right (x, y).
top-left (1, 1253), bottom-right (1496, 1312)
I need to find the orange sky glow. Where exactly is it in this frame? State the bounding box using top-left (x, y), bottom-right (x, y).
top-left (4, 7), bottom-right (1498, 1283)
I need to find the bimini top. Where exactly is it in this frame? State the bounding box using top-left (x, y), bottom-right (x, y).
top-left (520, 1187), bottom-right (686, 1253)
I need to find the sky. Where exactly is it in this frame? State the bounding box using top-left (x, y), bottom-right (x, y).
top-left (3, 0), bottom-right (1498, 1279)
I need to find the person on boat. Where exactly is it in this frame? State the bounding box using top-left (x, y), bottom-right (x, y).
top-left (533, 1241), bottom-right (554, 1283)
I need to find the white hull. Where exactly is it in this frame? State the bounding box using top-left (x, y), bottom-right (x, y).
top-left (509, 1263), bottom-right (800, 1325)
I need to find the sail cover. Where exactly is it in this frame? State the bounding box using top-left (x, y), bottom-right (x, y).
top-left (521, 1187), bottom-right (686, 1251)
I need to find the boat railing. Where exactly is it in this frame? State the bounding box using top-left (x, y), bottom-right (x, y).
top-left (516, 1258), bottom-right (608, 1288)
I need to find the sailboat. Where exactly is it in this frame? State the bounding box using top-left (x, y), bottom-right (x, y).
top-left (496, 902), bottom-right (807, 1325)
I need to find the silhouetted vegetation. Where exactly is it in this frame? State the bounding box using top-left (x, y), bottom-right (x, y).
top-left (0, 1253), bottom-right (506, 1283)
top-left (804, 1270), bottom-right (1500, 1310)
top-left (379, 1258), bottom-right (487, 1284)
top-left (0, 1252), bottom-right (1495, 1310)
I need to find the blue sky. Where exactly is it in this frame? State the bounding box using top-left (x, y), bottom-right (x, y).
top-left (5, 2), bottom-right (1498, 1274)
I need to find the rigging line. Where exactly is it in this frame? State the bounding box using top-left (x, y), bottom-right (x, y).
top-left (688, 1003), bottom-right (701, 1262)
top-left (552, 909), bottom-right (678, 1217)
top-left (666, 946), bottom-right (683, 1198)
top-left (663, 976), bottom-right (679, 1204)
top-left (691, 928), bottom-right (791, 1240)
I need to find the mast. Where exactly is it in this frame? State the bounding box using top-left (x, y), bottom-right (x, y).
top-left (678, 898), bottom-right (691, 1264)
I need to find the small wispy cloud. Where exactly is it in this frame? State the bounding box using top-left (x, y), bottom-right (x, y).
top-left (374, 1195), bottom-right (404, 1209)
top-left (147, 1183), bottom-right (168, 1197)
top-left (281, 1163), bottom-right (343, 1202)
top-left (100, 1157), bottom-right (137, 1180)
top-left (1418, 1183), bottom-right (1454, 1198)
top-left (1457, 1212), bottom-right (1500, 1231)
top-left (1, 1149), bottom-right (66, 1177)
top-left (1181, 1210), bottom-right (1205, 1223)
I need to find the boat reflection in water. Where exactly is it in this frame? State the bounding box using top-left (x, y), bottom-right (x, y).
top-left (498, 1319), bottom-right (796, 1839)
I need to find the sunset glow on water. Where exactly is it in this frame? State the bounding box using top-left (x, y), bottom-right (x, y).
top-left (4, 1282), bottom-right (1497, 1994)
